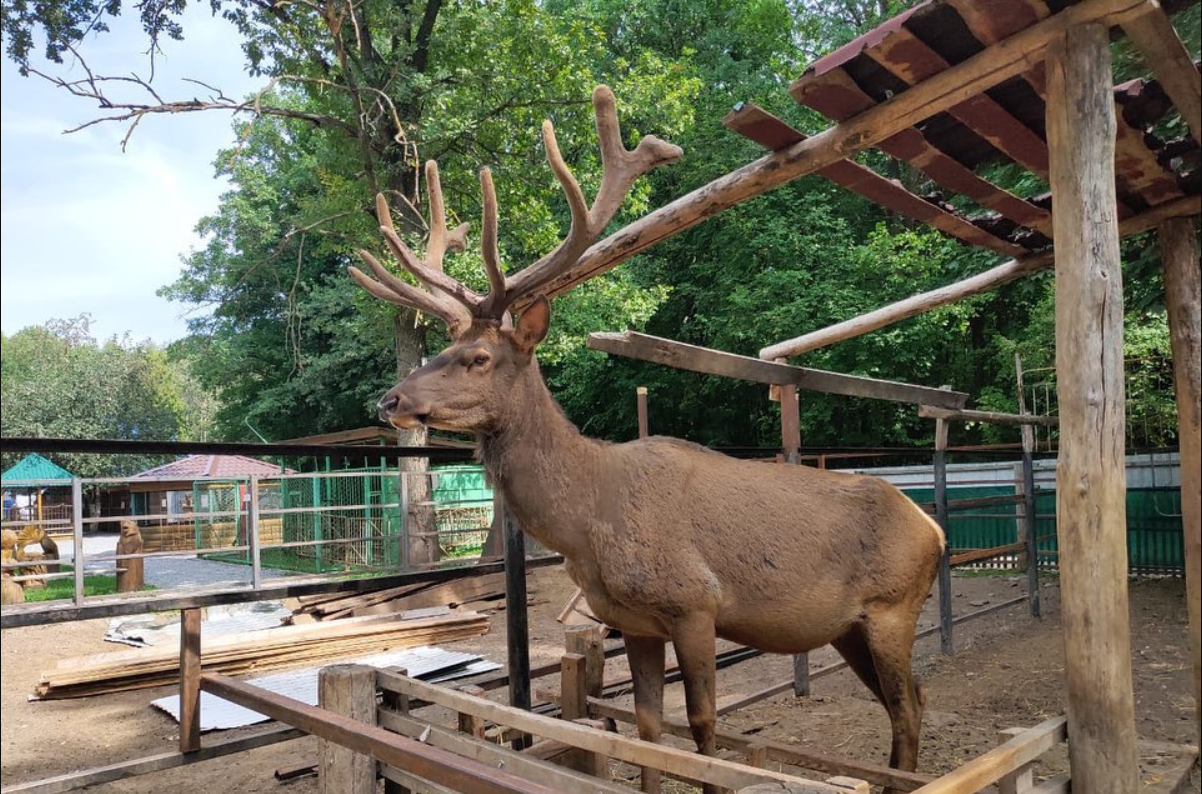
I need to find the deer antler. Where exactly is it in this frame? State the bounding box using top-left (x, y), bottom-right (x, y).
top-left (350, 85), bottom-right (681, 332)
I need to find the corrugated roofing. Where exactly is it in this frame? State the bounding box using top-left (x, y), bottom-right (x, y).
top-left (133, 455), bottom-right (291, 480)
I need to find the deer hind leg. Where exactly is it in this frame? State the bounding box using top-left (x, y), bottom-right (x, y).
top-left (860, 607), bottom-right (924, 778)
top-left (626, 634), bottom-right (666, 794)
top-left (669, 613), bottom-right (720, 794)
top-left (831, 624), bottom-right (885, 705)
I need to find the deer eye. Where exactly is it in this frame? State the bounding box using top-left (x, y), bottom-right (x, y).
top-left (468, 352), bottom-right (491, 369)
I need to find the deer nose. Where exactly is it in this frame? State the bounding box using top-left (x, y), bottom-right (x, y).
top-left (378, 393), bottom-right (400, 421)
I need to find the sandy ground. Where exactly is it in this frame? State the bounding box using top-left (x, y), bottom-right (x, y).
top-left (1, 564), bottom-right (1197, 792)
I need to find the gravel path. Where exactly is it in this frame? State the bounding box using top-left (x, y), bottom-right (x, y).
top-left (55, 533), bottom-right (297, 590)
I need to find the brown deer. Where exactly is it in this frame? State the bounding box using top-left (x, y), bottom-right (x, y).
top-left (350, 86), bottom-right (944, 794)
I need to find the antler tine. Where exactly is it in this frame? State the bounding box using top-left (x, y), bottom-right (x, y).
top-left (349, 251), bottom-right (471, 335)
top-left (478, 167), bottom-right (510, 314)
top-left (378, 224), bottom-right (482, 307)
top-left (494, 85), bottom-right (682, 314)
top-left (423, 161), bottom-right (453, 272)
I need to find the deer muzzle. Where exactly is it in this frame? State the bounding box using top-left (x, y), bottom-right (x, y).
top-left (377, 390), bottom-right (429, 429)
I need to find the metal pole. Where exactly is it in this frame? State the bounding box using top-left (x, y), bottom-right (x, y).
top-left (71, 478), bottom-right (84, 606)
top-left (399, 470), bottom-right (410, 572)
top-left (502, 499), bottom-right (532, 749)
top-left (249, 475), bottom-right (262, 589)
top-left (934, 388), bottom-right (954, 656)
top-left (779, 381), bottom-right (811, 696)
top-left (1022, 445), bottom-right (1041, 617)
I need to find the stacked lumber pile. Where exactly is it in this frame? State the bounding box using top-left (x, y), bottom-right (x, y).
top-left (291, 572), bottom-right (508, 621)
top-left (35, 610), bottom-right (488, 700)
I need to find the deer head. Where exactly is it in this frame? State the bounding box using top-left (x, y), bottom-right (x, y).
top-left (349, 86), bottom-right (682, 434)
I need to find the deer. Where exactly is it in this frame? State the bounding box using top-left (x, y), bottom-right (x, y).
top-left (350, 86), bottom-right (944, 794)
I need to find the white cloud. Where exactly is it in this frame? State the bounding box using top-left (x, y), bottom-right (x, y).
top-left (0, 5), bottom-right (261, 344)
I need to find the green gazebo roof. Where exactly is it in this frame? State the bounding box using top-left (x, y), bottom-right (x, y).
top-left (1, 453), bottom-right (74, 484)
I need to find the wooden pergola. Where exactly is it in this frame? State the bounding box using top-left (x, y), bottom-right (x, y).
top-left (534, 1), bottom-right (1200, 791)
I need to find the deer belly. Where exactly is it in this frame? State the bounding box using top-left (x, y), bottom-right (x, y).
top-left (715, 604), bottom-right (852, 654)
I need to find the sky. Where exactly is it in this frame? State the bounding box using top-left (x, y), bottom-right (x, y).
top-left (1, 6), bottom-right (263, 345)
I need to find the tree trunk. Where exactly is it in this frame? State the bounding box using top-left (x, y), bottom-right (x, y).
top-left (395, 314), bottom-right (439, 569)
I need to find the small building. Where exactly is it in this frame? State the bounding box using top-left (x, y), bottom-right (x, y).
top-left (1, 453), bottom-right (75, 532)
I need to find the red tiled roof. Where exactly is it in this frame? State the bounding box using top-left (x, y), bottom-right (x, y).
top-left (133, 455), bottom-right (294, 480)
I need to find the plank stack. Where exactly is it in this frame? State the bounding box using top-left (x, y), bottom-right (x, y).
top-left (291, 572), bottom-right (508, 621)
top-left (35, 610), bottom-right (489, 700)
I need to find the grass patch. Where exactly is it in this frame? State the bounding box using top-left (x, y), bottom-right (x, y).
top-left (22, 565), bottom-right (157, 602)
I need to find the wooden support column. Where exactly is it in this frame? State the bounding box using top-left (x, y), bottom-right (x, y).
top-left (179, 607), bottom-right (202, 754)
top-left (502, 502), bottom-right (533, 749)
top-left (1016, 355), bottom-right (1041, 619)
top-left (636, 386), bottom-right (649, 439)
top-left (779, 381), bottom-right (811, 697)
top-left (383, 667), bottom-right (410, 794)
top-left (1160, 216), bottom-right (1201, 740)
top-left (318, 664), bottom-right (376, 794)
top-left (1047, 24), bottom-right (1138, 793)
top-left (933, 393), bottom-right (954, 656)
top-left (565, 625), bottom-right (605, 699)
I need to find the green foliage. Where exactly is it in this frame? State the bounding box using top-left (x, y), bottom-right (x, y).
top-left (0, 315), bottom-right (215, 476)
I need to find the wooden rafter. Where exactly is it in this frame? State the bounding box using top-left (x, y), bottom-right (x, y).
top-left (1120, 0), bottom-right (1202, 144)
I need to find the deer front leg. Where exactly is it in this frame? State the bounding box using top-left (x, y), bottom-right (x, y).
top-left (670, 614), bottom-right (720, 794)
top-left (625, 634), bottom-right (666, 794)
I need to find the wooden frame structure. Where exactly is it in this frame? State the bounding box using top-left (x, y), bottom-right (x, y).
top-left (574, 1), bottom-right (1199, 790)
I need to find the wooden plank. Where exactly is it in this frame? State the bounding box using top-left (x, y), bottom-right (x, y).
top-left (377, 670), bottom-right (845, 793)
top-left (722, 104), bottom-right (1034, 254)
top-left (318, 665), bottom-right (376, 794)
top-left (179, 608), bottom-right (202, 754)
top-left (583, 698), bottom-right (932, 792)
top-left (1047, 25), bottom-right (1139, 794)
top-left (378, 711), bottom-right (633, 794)
top-left (200, 673), bottom-right (560, 794)
top-left (917, 406), bottom-right (1059, 427)
top-left (950, 542), bottom-right (1028, 567)
top-left (910, 717), bottom-right (1065, 794)
top-left (756, 195), bottom-right (1200, 362)
top-left (1121, 0), bottom-right (1202, 144)
top-left (0, 727), bottom-right (305, 794)
top-left (588, 332), bottom-right (968, 408)
top-left (793, 69), bottom-right (1053, 237)
top-left (636, 386), bottom-right (649, 438)
top-left (530, 0), bottom-right (1148, 305)
top-left (1161, 216), bottom-right (1201, 740)
top-left (1, 555), bottom-right (563, 630)
top-left (1113, 108), bottom-right (1185, 206)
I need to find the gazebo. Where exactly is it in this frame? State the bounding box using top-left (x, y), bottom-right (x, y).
top-left (1, 453), bottom-right (75, 528)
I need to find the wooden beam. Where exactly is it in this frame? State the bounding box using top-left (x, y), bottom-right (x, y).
top-left (917, 406), bottom-right (1059, 427)
top-left (377, 711), bottom-right (633, 794)
top-left (581, 699), bottom-right (933, 793)
top-left (1121, 0), bottom-right (1202, 144)
top-left (200, 674), bottom-right (561, 794)
top-left (949, 541), bottom-right (1029, 567)
top-left (318, 665), bottom-right (376, 794)
top-left (756, 195), bottom-right (1199, 361)
top-left (909, 717), bottom-right (1066, 794)
top-left (588, 332), bottom-right (968, 409)
top-left (0, 727), bottom-right (304, 794)
top-left (532, 0), bottom-right (1149, 305)
top-left (377, 670), bottom-right (846, 793)
top-left (1047, 24), bottom-right (1139, 794)
top-left (179, 608), bottom-right (202, 754)
top-left (722, 104), bottom-right (1036, 253)
top-left (1160, 216), bottom-right (1201, 741)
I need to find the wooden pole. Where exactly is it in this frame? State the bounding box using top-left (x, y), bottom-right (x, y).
top-left (1047, 24), bottom-right (1138, 793)
top-left (636, 387), bottom-right (649, 439)
top-left (383, 667), bottom-right (410, 794)
top-left (565, 625), bottom-right (605, 699)
top-left (1016, 355), bottom-right (1042, 619)
top-left (70, 478), bottom-right (83, 607)
top-left (318, 664), bottom-right (377, 794)
top-left (503, 502), bottom-right (532, 749)
top-left (933, 394), bottom-right (954, 657)
top-left (179, 608), bottom-right (202, 754)
top-left (779, 382), bottom-right (811, 697)
top-left (1160, 216), bottom-right (1201, 741)
top-left (249, 475), bottom-right (262, 589)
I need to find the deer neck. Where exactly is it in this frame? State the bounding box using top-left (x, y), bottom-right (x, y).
top-left (478, 359), bottom-right (602, 559)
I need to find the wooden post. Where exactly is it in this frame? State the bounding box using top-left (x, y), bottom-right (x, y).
top-left (934, 387), bottom-right (954, 656)
top-left (1160, 216), bottom-right (1201, 741)
top-left (248, 475), bottom-right (262, 589)
top-left (996, 727), bottom-right (1035, 794)
top-left (456, 685), bottom-right (487, 739)
top-left (179, 607), bottom-right (202, 754)
top-left (779, 380), bottom-right (811, 697)
top-left (1047, 25), bottom-right (1138, 793)
top-left (565, 624), bottom-right (605, 699)
top-left (382, 667), bottom-right (410, 794)
top-left (1016, 355), bottom-right (1041, 618)
top-left (70, 478), bottom-right (84, 606)
top-left (636, 386), bottom-right (649, 439)
top-left (318, 664), bottom-right (377, 794)
top-left (503, 502), bottom-right (532, 749)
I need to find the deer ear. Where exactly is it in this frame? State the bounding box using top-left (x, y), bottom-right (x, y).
top-left (513, 296), bottom-right (551, 353)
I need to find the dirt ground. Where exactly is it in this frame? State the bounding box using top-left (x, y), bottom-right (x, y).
top-left (1, 563), bottom-right (1197, 792)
